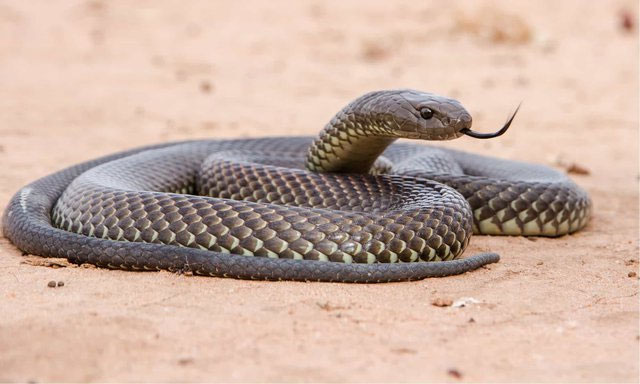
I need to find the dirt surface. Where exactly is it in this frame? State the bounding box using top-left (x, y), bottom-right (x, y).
top-left (0, 1), bottom-right (638, 382)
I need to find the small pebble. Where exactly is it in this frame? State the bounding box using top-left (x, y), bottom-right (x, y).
top-left (447, 368), bottom-right (463, 379)
top-left (199, 81), bottom-right (212, 93)
top-left (391, 347), bottom-right (417, 355)
top-left (628, 271), bottom-right (637, 278)
top-left (57, 281), bottom-right (64, 287)
top-left (47, 281), bottom-right (56, 288)
top-left (620, 9), bottom-right (634, 32)
top-left (432, 298), bottom-right (453, 307)
top-left (361, 40), bottom-right (391, 62)
top-left (566, 163), bottom-right (590, 175)
top-left (177, 357), bottom-right (194, 365)
top-left (536, 261), bottom-right (544, 266)
top-left (468, 317), bottom-right (476, 323)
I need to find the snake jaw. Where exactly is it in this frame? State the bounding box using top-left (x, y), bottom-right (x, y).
top-left (397, 113), bottom-right (471, 141)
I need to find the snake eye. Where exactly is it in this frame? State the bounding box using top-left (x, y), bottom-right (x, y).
top-left (420, 108), bottom-right (434, 120)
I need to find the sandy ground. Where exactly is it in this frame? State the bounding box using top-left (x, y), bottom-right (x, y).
top-left (0, 1), bottom-right (638, 382)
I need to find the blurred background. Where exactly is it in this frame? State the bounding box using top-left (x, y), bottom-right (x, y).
top-left (0, 1), bottom-right (636, 153)
top-left (0, 1), bottom-right (638, 382)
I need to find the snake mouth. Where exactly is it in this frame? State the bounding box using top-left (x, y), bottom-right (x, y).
top-left (460, 104), bottom-right (521, 139)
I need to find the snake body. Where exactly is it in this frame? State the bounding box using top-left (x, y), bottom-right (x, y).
top-left (2, 90), bottom-right (591, 282)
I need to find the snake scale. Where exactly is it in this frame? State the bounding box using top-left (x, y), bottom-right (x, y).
top-left (2, 90), bottom-right (591, 282)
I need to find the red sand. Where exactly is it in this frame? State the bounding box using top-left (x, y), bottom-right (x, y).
top-left (0, 1), bottom-right (638, 382)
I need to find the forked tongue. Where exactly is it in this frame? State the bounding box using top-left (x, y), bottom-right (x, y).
top-left (461, 104), bottom-right (521, 139)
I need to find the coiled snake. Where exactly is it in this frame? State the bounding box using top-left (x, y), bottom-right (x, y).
top-left (2, 90), bottom-right (591, 282)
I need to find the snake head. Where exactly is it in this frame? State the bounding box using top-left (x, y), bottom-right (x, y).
top-left (364, 89), bottom-right (473, 141)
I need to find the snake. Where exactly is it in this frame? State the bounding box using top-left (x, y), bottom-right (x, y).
top-left (2, 89), bottom-right (591, 283)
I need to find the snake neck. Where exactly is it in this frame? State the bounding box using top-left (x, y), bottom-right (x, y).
top-left (306, 92), bottom-right (397, 173)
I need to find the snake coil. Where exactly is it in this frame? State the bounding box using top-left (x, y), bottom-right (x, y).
top-left (2, 90), bottom-right (591, 282)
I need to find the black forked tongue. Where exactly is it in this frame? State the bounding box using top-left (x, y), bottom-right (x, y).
top-left (461, 104), bottom-right (521, 139)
